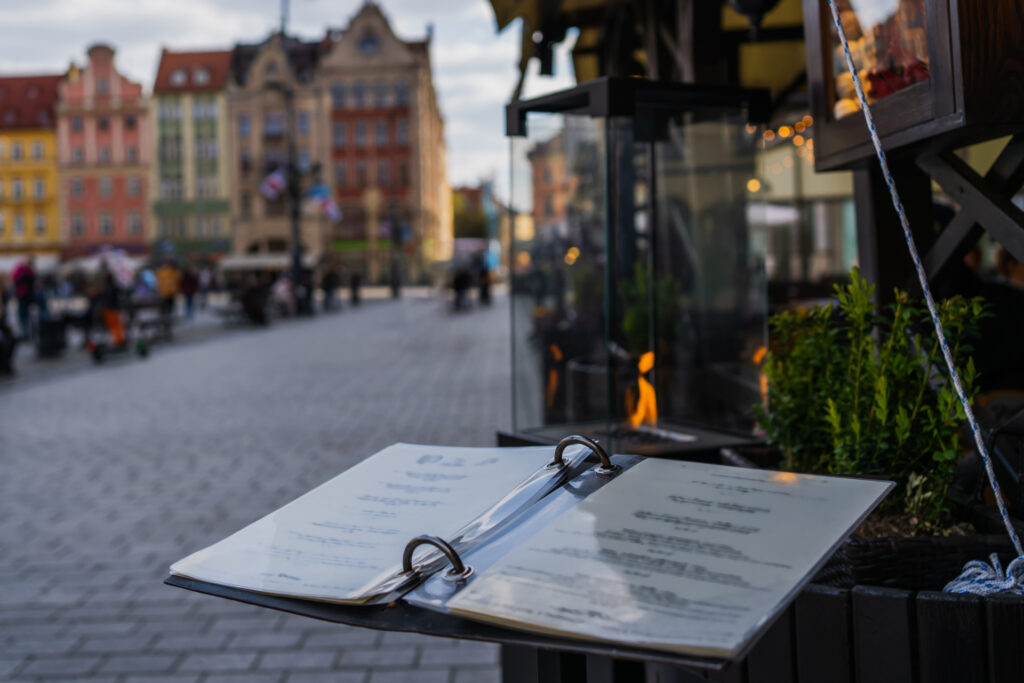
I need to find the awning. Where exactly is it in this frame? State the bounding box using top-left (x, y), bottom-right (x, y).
top-left (0, 253), bottom-right (59, 275)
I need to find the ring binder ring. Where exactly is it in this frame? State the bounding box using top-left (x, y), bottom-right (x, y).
top-left (402, 535), bottom-right (474, 583)
top-left (549, 435), bottom-right (621, 477)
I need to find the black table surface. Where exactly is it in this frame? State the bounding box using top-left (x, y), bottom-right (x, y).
top-left (164, 574), bottom-right (725, 671)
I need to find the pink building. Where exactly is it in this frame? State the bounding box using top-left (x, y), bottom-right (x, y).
top-left (57, 44), bottom-right (151, 257)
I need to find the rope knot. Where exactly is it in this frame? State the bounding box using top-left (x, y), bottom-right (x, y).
top-left (943, 554), bottom-right (1024, 596)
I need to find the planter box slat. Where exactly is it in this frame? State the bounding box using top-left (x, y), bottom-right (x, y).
top-left (745, 605), bottom-right (795, 683)
top-left (796, 585), bottom-right (853, 683)
top-left (984, 595), bottom-right (1024, 683)
top-left (916, 591), bottom-right (987, 683)
top-left (852, 586), bottom-right (917, 683)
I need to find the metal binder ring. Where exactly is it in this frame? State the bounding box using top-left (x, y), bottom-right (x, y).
top-left (548, 435), bottom-right (621, 477)
top-left (402, 535), bottom-right (474, 583)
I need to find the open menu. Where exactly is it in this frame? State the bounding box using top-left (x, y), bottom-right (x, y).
top-left (170, 441), bottom-right (891, 659)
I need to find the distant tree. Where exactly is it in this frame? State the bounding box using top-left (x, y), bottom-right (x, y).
top-left (453, 190), bottom-right (487, 239)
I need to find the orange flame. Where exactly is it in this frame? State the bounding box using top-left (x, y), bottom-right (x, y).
top-left (627, 351), bottom-right (658, 428)
top-left (546, 344), bottom-right (563, 409)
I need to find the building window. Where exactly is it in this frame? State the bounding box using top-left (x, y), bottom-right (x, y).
top-left (210, 217), bottom-right (221, 236)
top-left (240, 149), bottom-right (252, 173)
top-left (377, 161), bottom-right (389, 187)
top-left (298, 148), bottom-right (311, 170)
top-left (374, 81), bottom-right (388, 108)
top-left (358, 32), bottom-right (380, 55)
top-left (126, 145), bottom-right (137, 161)
top-left (399, 162), bottom-right (409, 187)
top-left (376, 121), bottom-right (389, 146)
top-left (334, 162), bottom-right (346, 187)
top-left (193, 68), bottom-right (210, 85)
top-left (32, 141), bottom-right (43, 159)
top-left (352, 81), bottom-right (366, 109)
top-left (71, 177), bottom-right (83, 197)
top-left (12, 178), bottom-right (22, 199)
top-left (395, 81), bottom-right (410, 107)
top-left (241, 192), bottom-right (251, 219)
top-left (397, 118), bottom-right (409, 145)
top-left (195, 138), bottom-right (218, 161)
top-left (355, 122), bottom-right (367, 148)
top-left (265, 61), bottom-right (278, 75)
top-left (11, 142), bottom-right (21, 160)
top-left (97, 78), bottom-right (109, 94)
top-left (98, 116), bottom-right (110, 131)
top-left (160, 178), bottom-right (183, 200)
top-left (170, 69), bottom-right (187, 87)
top-left (34, 214), bottom-right (46, 236)
top-left (73, 147), bottom-right (84, 163)
top-left (128, 176), bottom-right (141, 197)
top-left (100, 177), bottom-right (112, 197)
top-left (239, 113), bottom-right (250, 138)
top-left (160, 101), bottom-right (181, 120)
top-left (197, 176), bottom-right (218, 199)
top-left (298, 111), bottom-right (311, 134)
top-left (14, 214), bottom-right (24, 236)
top-left (125, 114), bottom-right (136, 129)
top-left (160, 137), bottom-right (181, 162)
top-left (72, 116), bottom-right (83, 131)
top-left (264, 111), bottom-right (285, 137)
top-left (0, 213), bottom-right (6, 236)
top-left (333, 121), bottom-right (346, 148)
top-left (0, 142), bottom-right (3, 159)
top-left (100, 214), bottom-right (113, 235)
top-left (100, 147), bottom-right (111, 163)
top-left (128, 213), bottom-right (142, 235)
top-left (544, 196), bottom-right (554, 217)
top-left (71, 214), bottom-right (85, 236)
top-left (331, 83), bottom-right (346, 108)
top-left (0, 179), bottom-right (3, 199)
top-left (195, 217), bottom-right (205, 237)
top-left (356, 161), bottom-right (367, 187)
top-left (33, 178), bottom-right (44, 199)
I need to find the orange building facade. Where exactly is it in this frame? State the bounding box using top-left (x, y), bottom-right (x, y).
top-left (57, 44), bottom-right (151, 257)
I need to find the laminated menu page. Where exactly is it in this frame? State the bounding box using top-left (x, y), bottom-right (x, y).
top-left (440, 458), bottom-right (892, 659)
top-left (170, 443), bottom-right (590, 604)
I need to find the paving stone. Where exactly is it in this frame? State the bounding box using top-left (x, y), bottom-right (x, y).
top-left (259, 650), bottom-right (338, 670)
top-left (4, 635), bottom-right (81, 655)
top-left (285, 673), bottom-right (367, 683)
top-left (152, 631), bottom-right (231, 652)
top-left (337, 647), bottom-right (417, 668)
top-left (454, 666), bottom-right (502, 683)
top-left (368, 668), bottom-right (451, 683)
top-left (302, 629), bottom-right (380, 649)
top-left (229, 630), bottom-right (303, 650)
top-left (18, 656), bottom-right (101, 676)
top-left (203, 674), bottom-right (284, 683)
top-left (97, 653), bottom-right (180, 674)
top-left (79, 634), bottom-right (157, 653)
top-left (420, 644), bottom-right (499, 667)
top-left (0, 658), bottom-right (24, 678)
top-left (123, 676), bottom-right (201, 683)
top-left (65, 618), bottom-right (143, 636)
top-left (178, 651), bottom-right (259, 672)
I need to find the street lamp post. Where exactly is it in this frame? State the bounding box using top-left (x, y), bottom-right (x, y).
top-left (267, 79), bottom-right (306, 313)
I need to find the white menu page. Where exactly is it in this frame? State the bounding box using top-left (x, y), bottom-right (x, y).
top-left (171, 443), bottom-right (554, 603)
top-left (446, 458), bottom-right (891, 658)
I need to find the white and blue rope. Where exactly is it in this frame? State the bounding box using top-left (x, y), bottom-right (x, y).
top-left (824, 0), bottom-right (1024, 591)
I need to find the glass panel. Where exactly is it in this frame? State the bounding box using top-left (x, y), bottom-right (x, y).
top-left (510, 107), bottom-right (767, 446)
top-left (829, 0), bottom-right (929, 119)
top-left (510, 113), bottom-right (607, 437)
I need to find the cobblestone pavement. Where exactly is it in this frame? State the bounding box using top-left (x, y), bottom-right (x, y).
top-left (0, 292), bottom-right (510, 682)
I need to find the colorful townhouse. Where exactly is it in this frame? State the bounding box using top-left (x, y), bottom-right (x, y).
top-left (57, 43), bottom-right (151, 258)
top-left (0, 74), bottom-right (62, 273)
top-left (151, 49), bottom-right (233, 256)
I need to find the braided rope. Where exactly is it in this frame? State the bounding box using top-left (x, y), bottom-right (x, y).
top-left (824, 0), bottom-right (1024, 581)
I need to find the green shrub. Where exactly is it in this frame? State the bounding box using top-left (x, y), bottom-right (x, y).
top-left (754, 267), bottom-right (985, 529)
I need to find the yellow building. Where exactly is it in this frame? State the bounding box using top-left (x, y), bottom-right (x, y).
top-left (0, 74), bottom-right (63, 273)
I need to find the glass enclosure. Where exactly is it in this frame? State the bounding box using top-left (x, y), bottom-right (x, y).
top-left (830, 0), bottom-right (929, 119)
top-left (507, 79), bottom-right (768, 455)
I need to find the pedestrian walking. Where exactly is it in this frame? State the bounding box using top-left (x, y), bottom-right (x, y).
top-left (180, 268), bottom-right (199, 320)
top-left (12, 256), bottom-right (47, 340)
top-left (198, 266), bottom-right (213, 309)
top-left (155, 260), bottom-right (180, 318)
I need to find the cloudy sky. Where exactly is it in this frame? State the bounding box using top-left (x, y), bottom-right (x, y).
top-left (0, 0), bottom-right (575, 196)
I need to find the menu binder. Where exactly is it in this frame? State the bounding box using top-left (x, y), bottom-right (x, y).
top-left (168, 436), bottom-right (892, 660)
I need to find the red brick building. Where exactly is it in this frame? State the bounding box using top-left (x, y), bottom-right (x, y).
top-left (57, 44), bottom-right (151, 257)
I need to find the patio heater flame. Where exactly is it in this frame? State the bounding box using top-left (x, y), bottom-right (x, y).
top-left (546, 344), bottom-right (563, 409)
top-left (627, 352), bottom-right (658, 428)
